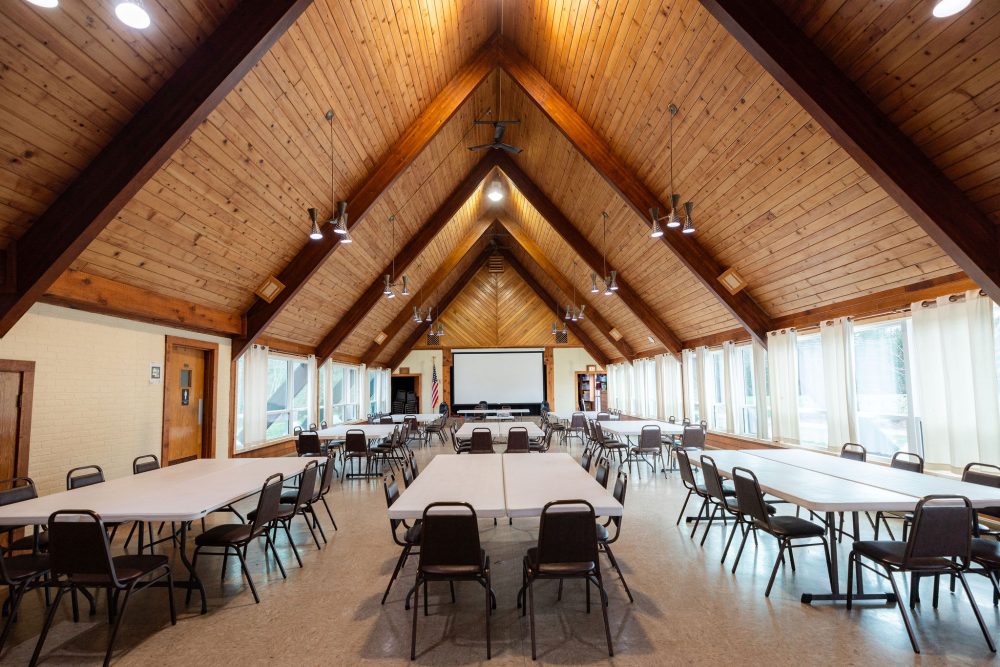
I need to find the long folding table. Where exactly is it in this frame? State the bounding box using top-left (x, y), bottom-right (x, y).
top-left (317, 423), bottom-right (396, 440)
top-left (387, 454), bottom-right (507, 520)
top-left (503, 453), bottom-right (623, 518)
top-left (454, 421), bottom-right (544, 440)
top-left (549, 411), bottom-right (615, 421)
top-left (600, 420), bottom-right (684, 438)
top-left (0, 458), bottom-right (310, 612)
top-left (389, 413), bottom-right (440, 423)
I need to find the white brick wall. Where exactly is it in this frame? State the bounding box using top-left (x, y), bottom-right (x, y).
top-left (0, 304), bottom-right (232, 496)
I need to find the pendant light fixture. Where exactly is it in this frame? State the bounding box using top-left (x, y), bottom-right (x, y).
top-left (382, 215), bottom-right (409, 299)
top-left (563, 264), bottom-right (586, 321)
top-left (682, 201), bottom-right (695, 234)
top-left (308, 208), bottom-right (323, 240)
top-left (115, 0), bottom-right (151, 29)
top-left (649, 104), bottom-right (690, 235)
top-left (309, 110), bottom-right (350, 243)
top-left (591, 212), bottom-right (618, 296)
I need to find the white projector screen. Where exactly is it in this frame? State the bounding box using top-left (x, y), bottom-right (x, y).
top-left (453, 349), bottom-right (544, 404)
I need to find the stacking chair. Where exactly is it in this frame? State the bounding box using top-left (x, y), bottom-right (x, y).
top-left (848, 495), bottom-right (995, 654)
top-left (874, 452), bottom-right (926, 539)
top-left (594, 421), bottom-right (629, 464)
top-left (295, 431), bottom-right (324, 456)
top-left (531, 427), bottom-right (554, 453)
top-left (580, 446), bottom-right (594, 473)
top-left (963, 463), bottom-right (1000, 537)
top-left (597, 471), bottom-right (632, 602)
top-left (498, 405), bottom-right (515, 422)
top-left (474, 401), bottom-right (488, 421)
top-left (0, 477), bottom-right (47, 554)
top-left (582, 418), bottom-right (594, 448)
top-left (596, 412), bottom-right (611, 421)
top-left (31, 510), bottom-right (175, 667)
top-left (189, 473), bottom-right (287, 604)
top-left (546, 412), bottom-right (567, 446)
top-left (567, 412), bottom-right (587, 446)
top-left (342, 429), bottom-right (372, 481)
top-left (251, 459), bottom-right (322, 557)
top-left (594, 456), bottom-right (612, 489)
top-left (668, 425), bottom-right (705, 471)
top-left (732, 467), bottom-right (832, 597)
top-left (835, 443), bottom-right (869, 542)
top-left (371, 425), bottom-right (400, 475)
top-left (452, 423), bottom-right (471, 454)
top-left (66, 465), bottom-right (125, 541)
top-left (627, 425), bottom-right (665, 477)
top-left (423, 414), bottom-right (447, 445)
top-left (696, 456), bottom-right (750, 553)
top-left (410, 502), bottom-right (494, 661)
top-left (0, 536), bottom-right (49, 656)
top-left (517, 500), bottom-right (613, 660)
top-left (470, 427), bottom-right (495, 454)
top-left (404, 416), bottom-right (426, 448)
top-left (123, 456), bottom-right (168, 554)
top-left (675, 449), bottom-right (712, 527)
top-left (381, 474), bottom-right (421, 605)
top-left (506, 426), bottom-right (530, 453)
top-left (287, 452), bottom-right (337, 537)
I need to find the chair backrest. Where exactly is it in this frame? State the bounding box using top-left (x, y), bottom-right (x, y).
top-left (609, 471), bottom-right (628, 531)
top-left (506, 427), bottom-right (530, 453)
top-left (891, 451), bottom-right (924, 474)
top-left (536, 500), bottom-right (598, 567)
top-left (293, 426), bottom-right (303, 436)
top-left (380, 416), bottom-right (393, 424)
top-left (296, 432), bottom-right (322, 456)
top-left (596, 412), bottom-right (610, 421)
top-left (639, 425), bottom-right (661, 450)
top-left (732, 467), bottom-right (773, 527)
top-left (668, 416), bottom-right (676, 423)
top-left (963, 462), bottom-right (1000, 488)
top-left (593, 420), bottom-right (607, 444)
top-left (66, 465), bottom-right (105, 490)
top-left (0, 477), bottom-right (38, 507)
top-left (320, 420), bottom-right (328, 429)
top-left (345, 429), bottom-right (368, 454)
top-left (402, 450), bottom-right (416, 486)
top-left (47, 510), bottom-right (119, 585)
top-left (583, 419), bottom-right (593, 439)
top-left (404, 416), bottom-right (418, 431)
top-left (383, 474), bottom-right (403, 533)
top-left (293, 460), bottom-right (320, 507)
top-left (682, 417), bottom-right (691, 425)
top-left (317, 452), bottom-right (336, 496)
top-left (594, 457), bottom-right (611, 488)
top-left (681, 425), bottom-right (704, 449)
top-left (248, 473), bottom-right (285, 537)
top-left (308, 423), bottom-right (318, 431)
top-left (580, 446), bottom-right (594, 472)
top-left (675, 449), bottom-right (698, 490)
top-left (132, 455), bottom-right (160, 475)
top-left (840, 442), bottom-right (867, 462)
top-left (904, 495), bottom-right (974, 566)
top-left (570, 412), bottom-right (586, 428)
top-left (418, 502), bottom-right (482, 572)
top-left (470, 428), bottom-right (494, 454)
top-left (439, 402), bottom-right (450, 416)
top-left (699, 455), bottom-right (729, 503)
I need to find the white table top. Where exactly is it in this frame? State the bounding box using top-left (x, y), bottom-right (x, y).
top-left (750, 449), bottom-right (1000, 509)
top-left (455, 421), bottom-right (545, 439)
top-left (457, 408), bottom-right (530, 414)
top-left (690, 450), bottom-right (918, 513)
top-left (387, 454), bottom-right (507, 520)
top-left (600, 420), bottom-right (684, 436)
top-left (390, 413), bottom-right (441, 423)
top-left (0, 458), bottom-right (310, 525)
top-left (318, 424), bottom-right (397, 440)
top-left (549, 411), bottom-right (616, 421)
top-left (503, 453), bottom-right (623, 518)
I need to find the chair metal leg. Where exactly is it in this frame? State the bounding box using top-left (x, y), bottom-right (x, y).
top-left (722, 518), bottom-right (742, 564)
top-left (732, 523), bottom-right (753, 574)
top-left (528, 578), bottom-right (537, 660)
top-left (321, 496), bottom-right (338, 530)
top-left (410, 574), bottom-right (421, 660)
top-left (675, 489), bottom-right (693, 526)
top-left (595, 571), bottom-right (614, 657)
top-left (485, 570), bottom-right (492, 660)
top-left (264, 533), bottom-right (287, 579)
top-left (765, 541), bottom-right (785, 597)
top-left (602, 544), bottom-right (633, 603)
top-left (846, 552), bottom-right (856, 610)
top-left (382, 546), bottom-right (410, 604)
top-left (957, 571), bottom-right (997, 652)
top-left (0, 579), bottom-right (30, 653)
top-left (103, 582), bottom-right (139, 667)
top-left (690, 497), bottom-right (709, 539)
top-left (700, 503), bottom-right (721, 546)
top-left (886, 569), bottom-right (920, 653)
top-left (29, 586), bottom-right (66, 667)
top-left (280, 520), bottom-right (303, 568)
top-left (235, 546), bottom-right (260, 604)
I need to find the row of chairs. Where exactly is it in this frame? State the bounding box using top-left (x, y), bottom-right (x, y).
top-left (451, 425), bottom-right (556, 454)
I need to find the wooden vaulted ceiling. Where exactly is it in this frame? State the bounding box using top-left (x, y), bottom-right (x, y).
top-left (2, 0), bottom-right (998, 366)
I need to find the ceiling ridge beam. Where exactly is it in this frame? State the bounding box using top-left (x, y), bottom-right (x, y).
top-left (360, 218), bottom-right (495, 365)
top-left (493, 153), bottom-right (683, 356)
top-left (386, 250), bottom-right (493, 370)
top-left (0, 0), bottom-right (314, 338)
top-left (236, 37), bottom-right (499, 359)
top-left (699, 0), bottom-right (1000, 306)
top-left (500, 250), bottom-right (610, 367)
top-left (496, 217), bottom-right (635, 361)
top-left (496, 38), bottom-right (772, 347)
top-left (314, 156), bottom-right (494, 363)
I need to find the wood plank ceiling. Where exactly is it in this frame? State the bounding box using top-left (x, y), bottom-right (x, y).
top-left (2, 0), bottom-right (996, 366)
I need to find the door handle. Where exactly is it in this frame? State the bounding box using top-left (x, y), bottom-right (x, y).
top-left (198, 399), bottom-right (203, 426)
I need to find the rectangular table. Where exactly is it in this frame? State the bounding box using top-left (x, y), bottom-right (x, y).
top-left (0, 458), bottom-right (310, 612)
top-left (503, 453), bottom-right (623, 518)
top-left (550, 411), bottom-right (615, 421)
top-left (457, 409), bottom-right (530, 415)
top-left (390, 413), bottom-right (440, 423)
top-left (454, 421), bottom-right (544, 439)
top-left (600, 420), bottom-right (684, 437)
top-left (318, 424), bottom-right (396, 440)
top-left (387, 454), bottom-right (507, 520)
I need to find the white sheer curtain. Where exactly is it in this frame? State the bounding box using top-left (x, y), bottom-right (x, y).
top-left (633, 357), bottom-right (657, 418)
top-left (695, 346), bottom-right (709, 425)
top-left (723, 341), bottom-right (737, 433)
top-left (767, 330), bottom-right (800, 445)
top-left (656, 353), bottom-right (683, 421)
top-left (821, 317), bottom-right (858, 448)
top-left (306, 354), bottom-right (318, 426)
top-left (243, 344), bottom-right (269, 448)
top-left (752, 340), bottom-right (770, 440)
top-left (682, 349), bottom-right (696, 418)
top-left (359, 363), bottom-right (369, 417)
top-left (911, 291), bottom-right (1000, 470)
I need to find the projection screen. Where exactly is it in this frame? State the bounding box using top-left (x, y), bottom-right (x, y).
top-left (452, 348), bottom-right (544, 404)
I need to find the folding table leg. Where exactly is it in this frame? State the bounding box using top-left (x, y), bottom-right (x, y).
top-left (178, 522), bottom-right (207, 614)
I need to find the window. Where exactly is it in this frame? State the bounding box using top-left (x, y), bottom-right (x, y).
top-left (796, 333), bottom-right (827, 447)
top-left (705, 349), bottom-right (726, 431)
top-left (684, 351), bottom-right (700, 421)
top-left (318, 365), bottom-right (326, 426)
top-left (266, 355), bottom-right (309, 438)
top-left (325, 363), bottom-right (359, 424)
top-left (854, 320), bottom-right (914, 457)
top-left (734, 344), bottom-right (758, 437)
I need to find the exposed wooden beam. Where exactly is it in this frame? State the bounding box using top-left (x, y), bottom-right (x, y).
top-left (0, 0), bottom-right (314, 338)
top-left (315, 156), bottom-right (494, 362)
top-left (501, 250), bottom-right (610, 367)
top-left (360, 218), bottom-right (495, 365)
top-left (497, 40), bottom-right (772, 347)
top-left (387, 251), bottom-right (493, 370)
top-left (493, 153), bottom-right (682, 356)
top-left (255, 335), bottom-right (316, 357)
top-left (496, 218), bottom-right (635, 361)
top-left (237, 39), bottom-right (498, 359)
top-left (699, 0), bottom-right (1000, 307)
top-left (42, 270), bottom-right (243, 336)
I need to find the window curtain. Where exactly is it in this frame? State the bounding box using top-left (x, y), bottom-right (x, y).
top-left (633, 357), bottom-right (657, 418)
top-left (380, 368), bottom-right (391, 413)
top-left (358, 363), bottom-right (368, 418)
top-left (752, 341), bottom-right (770, 440)
top-left (682, 349), bottom-right (696, 418)
top-left (767, 330), bottom-right (800, 445)
top-left (820, 317), bottom-right (858, 448)
top-left (606, 363), bottom-right (618, 410)
top-left (696, 346), bottom-right (709, 426)
top-left (911, 291), bottom-right (1000, 470)
top-left (656, 353), bottom-right (683, 421)
top-left (306, 354), bottom-right (318, 426)
top-left (723, 341), bottom-right (737, 433)
top-left (243, 344), bottom-right (269, 448)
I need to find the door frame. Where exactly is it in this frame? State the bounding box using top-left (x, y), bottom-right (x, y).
top-left (162, 336), bottom-right (218, 464)
top-left (391, 373), bottom-right (421, 412)
top-left (0, 360), bottom-right (34, 480)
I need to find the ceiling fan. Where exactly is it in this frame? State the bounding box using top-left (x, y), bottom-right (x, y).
top-left (467, 120), bottom-right (523, 154)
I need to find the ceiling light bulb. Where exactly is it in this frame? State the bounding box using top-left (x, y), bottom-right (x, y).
top-left (649, 207), bottom-right (663, 238)
top-left (932, 0), bottom-right (970, 17)
top-left (666, 194), bottom-right (681, 228)
top-left (682, 201), bottom-right (695, 234)
top-left (115, 1), bottom-right (151, 29)
top-left (487, 183), bottom-right (503, 202)
top-left (308, 208), bottom-right (323, 240)
top-left (25, 0), bottom-right (59, 7)
top-left (604, 284), bottom-right (613, 296)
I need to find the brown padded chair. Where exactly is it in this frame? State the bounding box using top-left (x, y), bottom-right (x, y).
top-left (410, 502), bottom-right (494, 661)
top-left (249, 459), bottom-right (321, 561)
top-left (381, 473), bottom-right (421, 605)
top-left (506, 426), bottom-right (530, 453)
top-left (30, 510), bottom-right (175, 667)
top-left (874, 452), bottom-right (925, 540)
top-left (627, 424), bottom-right (665, 477)
top-left (567, 412), bottom-right (587, 446)
top-left (594, 456), bottom-right (611, 489)
top-left (836, 443), bottom-right (869, 542)
top-left (517, 499), bottom-right (613, 660)
top-left (343, 429), bottom-right (372, 481)
top-left (0, 478), bottom-right (48, 554)
top-left (0, 534), bottom-right (49, 656)
top-left (596, 471), bottom-right (633, 603)
top-left (470, 428), bottom-right (495, 454)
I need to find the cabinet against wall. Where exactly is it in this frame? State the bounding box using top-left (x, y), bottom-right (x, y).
top-left (576, 370), bottom-right (607, 411)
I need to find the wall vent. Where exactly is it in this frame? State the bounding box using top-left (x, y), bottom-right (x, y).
top-left (487, 254), bottom-right (504, 273)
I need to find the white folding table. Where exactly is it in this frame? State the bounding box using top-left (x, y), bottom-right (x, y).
top-left (503, 453), bottom-right (623, 518)
top-left (454, 421), bottom-right (544, 440)
top-left (600, 420), bottom-right (684, 438)
top-left (387, 454), bottom-right (507, 520)
top-left (317, 424), bottom-right (396, 440)
top-left (389, 413), bottom-right (440, 423)
top-left (0, 458), bottom-right (309, 612)
top-left (549, 411), bottom-right (615, 421)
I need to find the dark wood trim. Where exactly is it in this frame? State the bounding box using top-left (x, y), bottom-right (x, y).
top-left (0, 0), bottom-right (314, 338)
top-left (235, 438), bottom-right (296, 458)
top-left (498, 218), bottom-right (635, 361)
top-left (497, 41), bottom-right (772, 348)
top-left (0, 360), bottom-right (35, 480)
top-left (699, 0), bottom-right (1000, 308)
top-left (236, 39), bottom-right (498, 359)
top-left (706, 431), bottom-right (777, 451)
top-left (316, 157), bottom-right (496, 362)
top-left (256, 335), bottom-right (316, 357)
top-left (500, 250), bottom-right (610, 366)
top-left (162, 336), bottom-right (219, 464)
top-left (493, 153), bottom-right (683, 356)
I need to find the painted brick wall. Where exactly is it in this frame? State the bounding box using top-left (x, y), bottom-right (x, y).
top-left (0, 304), bottom-right (231, 496)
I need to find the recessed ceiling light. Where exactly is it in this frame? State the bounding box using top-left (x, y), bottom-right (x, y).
top-left (932, 0), bottom-right (970, 17)
top-left (25, 0), bottom-right (58, 7)
top-left (115, 1), bottom-right (151, 29)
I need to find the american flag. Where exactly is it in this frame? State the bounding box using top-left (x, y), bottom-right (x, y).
top-left (430, 361), bottom-right (440, 409)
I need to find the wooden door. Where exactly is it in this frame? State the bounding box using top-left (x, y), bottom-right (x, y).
top-left (163, 336), bottom-right (217, 465)
top-left (0, 361), bottom-right (34, 485)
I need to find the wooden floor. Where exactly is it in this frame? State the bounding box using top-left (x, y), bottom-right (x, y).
top-left (3, 435), bottom-right (998, 666)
